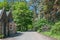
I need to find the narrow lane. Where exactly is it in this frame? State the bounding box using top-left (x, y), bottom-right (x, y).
top-left (1, 32), bottom-right (56, 40)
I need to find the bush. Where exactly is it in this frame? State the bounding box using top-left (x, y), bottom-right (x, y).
top-left (35, 18), bottom-right (47, 27)
top-left (51, 21), bottom-right (60, 35)
top-left (28, 25), bottom-right (33, 30)
top-left (0, 34), bottom-right (4, 39)
top-left (34, 18), bottom-right (50, 32)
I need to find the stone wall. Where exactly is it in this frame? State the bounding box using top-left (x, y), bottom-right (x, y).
top-left (9, 22), bottom-right (16, 35)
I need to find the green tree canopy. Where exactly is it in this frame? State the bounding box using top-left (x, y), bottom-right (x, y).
top-left (13, 2), bottom-right (33, 31)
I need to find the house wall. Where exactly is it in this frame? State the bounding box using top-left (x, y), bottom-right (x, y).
top-left (8, 10), bottom-right (16, 35)
top-left (9, 22), bottom-right (16, 35)
top-left (6, 23), bottom-right (9, 36)
top-left (0, 22), bottom-right (2, 34)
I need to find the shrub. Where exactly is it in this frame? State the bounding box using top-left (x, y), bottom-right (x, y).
top-left (0, 34), bottom-right (4, 39)
top-left (28, 25), bottom-right (33, 30)
top-left (51, 21), bottom-right (60, 35)
top-left (35, 18), bottom-right (47, 27)
top-left (34, 18), bottom-right (50, 32)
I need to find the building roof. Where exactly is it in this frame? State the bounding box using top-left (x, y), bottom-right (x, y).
top-left (6, 9), bottom-right (12, 17)
top-left (0, 7), bottom-right (12, 20)
top-left (6, 11), bottom-right (9, 16)
top-left (0, 9), bottom-right (3, 19)
top-left (0, 10), bottom-right (2, 15)
top-left (0, 7), bottom-right (6, 19)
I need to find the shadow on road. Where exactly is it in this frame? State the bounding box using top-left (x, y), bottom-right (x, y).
top-left (3, 32), bottom-right (23, 39)
top-left (10, 33), bottom-right (23, 37)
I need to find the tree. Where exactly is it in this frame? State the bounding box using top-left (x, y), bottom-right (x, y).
top-left (13, 2), bottom-right (33, 31)
top-left (0, 1), bottom-right (10, 10)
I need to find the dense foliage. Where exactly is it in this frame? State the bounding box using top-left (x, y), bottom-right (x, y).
top-left (51, 21), bottom-right (60, 35)
top-left (34, 18), bottom-right (47, 31)
top-left (0, 2), bottom-right (10, 10)
top-left (29, 0), bottom-right (60, 39)
top-left (13, 2), bottom-right (33, 31)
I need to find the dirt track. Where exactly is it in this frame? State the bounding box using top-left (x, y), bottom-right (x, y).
top-left (1, 32), bottom-right (56, 40)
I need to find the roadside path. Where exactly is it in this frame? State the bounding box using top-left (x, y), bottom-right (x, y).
top-left (1, 32), bottom-right (56, 40)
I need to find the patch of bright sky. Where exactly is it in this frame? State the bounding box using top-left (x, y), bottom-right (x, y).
top-left (0, 0), bottom-right (3, 2)
top-left (26, 0), bottom-right (39, 14)
top-left (26, 0), bottom-right (30, 2)
top-left (0, 0), bottom-right (29, 2)
top-left (29, 4), bottom-right (34, 10)
top-left (26, 0), bottom-right (34, 10)
top-left (29, 6), bottom-right (34, 10)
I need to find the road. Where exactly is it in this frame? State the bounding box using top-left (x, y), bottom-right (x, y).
top-left (1, 32), bottom-right (56, 40)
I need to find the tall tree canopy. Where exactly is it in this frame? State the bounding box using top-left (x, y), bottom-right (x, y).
top-left (13, 2), bottom-right (33, 31)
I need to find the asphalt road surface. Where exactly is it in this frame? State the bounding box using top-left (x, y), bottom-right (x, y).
top-left (1, 32), bottom-right (56, 40)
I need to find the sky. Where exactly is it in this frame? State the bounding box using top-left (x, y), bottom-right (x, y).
top-left (26, 0), bottom-right (30, 2)
top-left (0, 0), bottom-right (30, 2)
top-left (0, 0), bottom-right (3, 2)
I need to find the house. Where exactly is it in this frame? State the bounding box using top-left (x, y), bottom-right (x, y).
top-left (0, 8), bottom-right (8, 37)
top-left (0, 8), bottom-right (16, 38)
top-left (6, 8), bottom-right (16, 36)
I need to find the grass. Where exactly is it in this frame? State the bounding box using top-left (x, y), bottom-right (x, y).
top-left (41, 32), bottom-right (60, 40)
